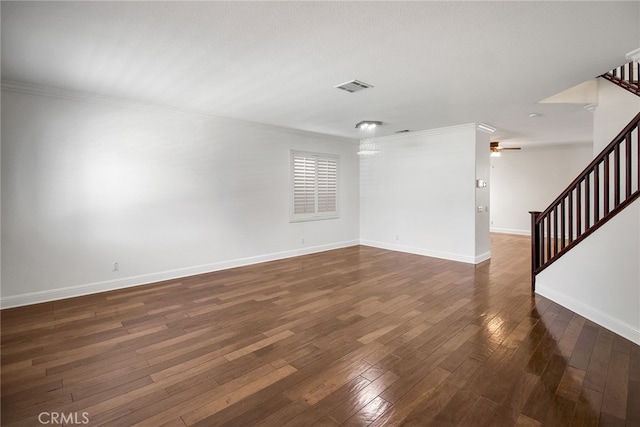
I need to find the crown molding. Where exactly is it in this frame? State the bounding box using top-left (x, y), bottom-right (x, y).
top-left (476, 123), bottom-right (496, 134)
top-left (626, 47), bottom-right (640, 62)
top-left (1, 80), bottom-right (355, 142)
top-left (370, 123), bottom-right (478, 143)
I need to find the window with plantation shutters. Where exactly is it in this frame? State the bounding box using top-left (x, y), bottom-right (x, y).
top-left (291, 151), bottom-right (339, 221)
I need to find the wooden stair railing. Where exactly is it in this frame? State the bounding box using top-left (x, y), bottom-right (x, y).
top-left (601, 60), bottom-right (640, 96)
top-left (530, 112), bottom-right (640, 291)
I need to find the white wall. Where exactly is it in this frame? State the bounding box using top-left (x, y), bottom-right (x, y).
top-left (475, 130), bottom-right (491, 257)
top-left (359, 124), bottom-right (490, 264)
top-left (490, 143), bottom-right (593, 235)
top-left (536, 198), bottom-right (640, 345)
top-left (593, 78), bottom-right (640, 155)
top-left (1, 86), bottom-right (360, 307)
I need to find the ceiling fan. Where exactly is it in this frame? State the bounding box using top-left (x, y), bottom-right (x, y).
top-left (490, 141), bottom-right (521, 157)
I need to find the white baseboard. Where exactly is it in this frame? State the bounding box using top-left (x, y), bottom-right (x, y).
top-left (0, 240), bottom-right (360, 309)
top-left (535, 285), bottom-right (640, 346)
top-left (490, 227), bottom-right (530, 236)
top-left (490, 228), bottom-right (576, 239)
top-left (475, 251), bottom-right (492, 263)
top-left (359, 239), bottom-right (490, 264)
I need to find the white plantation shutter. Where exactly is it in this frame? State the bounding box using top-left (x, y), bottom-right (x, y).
top-left (291, 151), bottom-right (339, 221)
top-left (293, 156), bottom-right (316, 215)
top-left (317, 157), bottom-right (337, 213)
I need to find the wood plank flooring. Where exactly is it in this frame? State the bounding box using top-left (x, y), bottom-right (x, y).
top-left (2, 234), bottom-right (639, 426)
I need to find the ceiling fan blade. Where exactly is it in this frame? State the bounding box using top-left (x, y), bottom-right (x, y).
top-left (490, 142), bottom-right (521, 152)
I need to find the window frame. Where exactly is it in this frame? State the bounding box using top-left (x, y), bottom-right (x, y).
top-left (290, 150), bottom-right (340, 222)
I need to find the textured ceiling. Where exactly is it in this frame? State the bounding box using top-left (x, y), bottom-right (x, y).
top-left (2, 1), bottom-right (639, 145)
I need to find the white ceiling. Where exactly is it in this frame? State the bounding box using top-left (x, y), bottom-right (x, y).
top-left (2, 1), bottom-right (639, 145)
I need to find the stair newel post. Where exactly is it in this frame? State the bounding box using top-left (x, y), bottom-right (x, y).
top-left (529, 211), bottom-right (542, 292)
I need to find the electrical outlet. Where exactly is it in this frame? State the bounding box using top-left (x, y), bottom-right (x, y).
top-left (301, 237), bottom-right (305, 244)
top-left (112, 262), bottom-right (119, 272)
top-left (395, 235), bottom-right (399, 241)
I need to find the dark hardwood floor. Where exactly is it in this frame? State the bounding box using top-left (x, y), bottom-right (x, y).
top-left (2, 234), bottom-right (639, 426)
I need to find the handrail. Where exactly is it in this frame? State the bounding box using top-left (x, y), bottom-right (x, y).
top-left (530, 112), bottom-right (640, 290)
top-left (601, 61), bottom-right (639, 96)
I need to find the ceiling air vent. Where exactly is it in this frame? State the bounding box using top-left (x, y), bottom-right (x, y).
top-left (395, 129), bottom-right (411, 134)
top-left (334, 79), bottom-right (373, 93)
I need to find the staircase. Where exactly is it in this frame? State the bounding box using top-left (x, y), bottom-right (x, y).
top-left (529, 61), bottom-right (640, 291)
top-left (601, 60), bottom-right (640, 96)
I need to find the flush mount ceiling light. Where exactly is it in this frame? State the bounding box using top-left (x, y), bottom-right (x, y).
top-left (357, 121), bottom-right (383, 155)
top-left (355, 120), bottom-right (382, 129)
